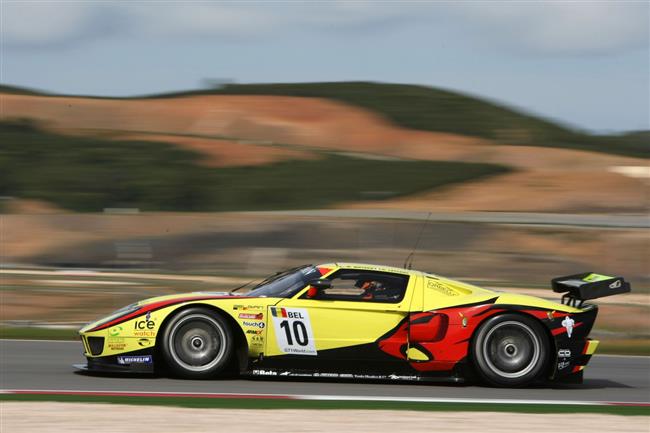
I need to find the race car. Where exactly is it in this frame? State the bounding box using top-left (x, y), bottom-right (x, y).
top-left (76, 263), bottom-right (630, 387)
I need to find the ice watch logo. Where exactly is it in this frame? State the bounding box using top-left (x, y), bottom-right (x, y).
top-left (135, 320), bottom-right (155, 330)
top-left (134, 311), bottom-right (155, 330)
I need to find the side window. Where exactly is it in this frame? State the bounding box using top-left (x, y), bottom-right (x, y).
top-left (312, 270), bottom-right (408, 303)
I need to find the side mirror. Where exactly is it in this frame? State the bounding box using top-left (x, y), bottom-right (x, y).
top-left (306, 279), bottom-right (331, 298)
top-left (309, 279), bottom-right (332, 290)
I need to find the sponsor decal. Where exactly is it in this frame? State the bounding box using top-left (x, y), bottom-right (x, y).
top-left (389, 374), bottom-right (419, 380)
top-left (314, 372), bottom-right (338, 378)
top-left (248, 370), bottom-right (421, 381)
top-left (133, 311), bottom-right (156, 330)
top-left (427, 279), bottom-right (458, 297)
top-left (133, 313), bottom-right (157, 337)
top-left (242, 321), bottom-right (265, 328)
top-left (238, 313), bottom-right (263, 320)
top-left (134, 329), bottom-right (156, 337)
top-left (561, 316), bottom-right (575, 338)
top-left (353, 374), bottom-right (390, 380)
top-left (558, 349), bottom-right (571, 358)
top-left (233, 305), bottom-right (263, 311)
top-left (108, 326), bottom-right (123, 337)
top-left (609, 280), bottom-right (622, 289)
top-left (246, 329), bottom-right (263, 335)
top-left (270, 307), bottom-right (317, 356)
top-left (270, 307), bottom-right (288, 318)
top-left (134, 320), bottom-right (156, 330)
top-left (249, 334), bottom-right (264, 347)
top-left (583, 273), bottom-right (607, 282)
top-left (107, 337), bottom-right (126, 351)
top-left (252, 369), bottom-right (277, 376)
top-left (270, 307), bottom-right (305, 319)
top-left (117, 355), bottom-right (153, 365)
top-left (558, 361), bottom-right (570, 370)
top-left (138, 338), bottom-right (152, 347)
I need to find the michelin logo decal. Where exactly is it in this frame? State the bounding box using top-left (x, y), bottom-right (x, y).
top-left (561, 316), bottom-right (575, 338)
top-left (117, 355), bottom-right (153, 365)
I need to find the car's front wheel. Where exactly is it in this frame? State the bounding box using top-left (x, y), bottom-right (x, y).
top-left (471, 313), bottom-right (549, 387)
top-left (161, 307), bottom-right (233, 379)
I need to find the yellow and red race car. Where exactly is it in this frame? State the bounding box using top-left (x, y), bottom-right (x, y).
top-left (77, 263), bottom-right (630, 387)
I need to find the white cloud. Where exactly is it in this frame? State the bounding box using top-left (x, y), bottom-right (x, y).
top-left (1, 2), bottom-right (101, 46)
top-left (444, 1), bottom-right (650, 55)
top-left (1, 2), bottom-right (410, 45)
top-left (124, 4), bottom-right (279, 38)
top-left (2, 1), bottom-right (648, 55)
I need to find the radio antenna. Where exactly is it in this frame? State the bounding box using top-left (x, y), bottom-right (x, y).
top-left (403, 212), bottom-right (432, 270)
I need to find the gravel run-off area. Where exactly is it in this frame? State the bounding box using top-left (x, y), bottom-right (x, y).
top-left (2, 403), bottom-right (649, 433)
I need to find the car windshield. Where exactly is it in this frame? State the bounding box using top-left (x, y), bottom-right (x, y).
top-left (246, 265), bottom-right (320, 298)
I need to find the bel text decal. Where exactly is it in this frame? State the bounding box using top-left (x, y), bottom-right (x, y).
top-left (270, 307), bottom-right (317, 356)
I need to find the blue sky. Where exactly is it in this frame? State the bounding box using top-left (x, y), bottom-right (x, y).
top-left (1, 1), bottom-right (648, 133)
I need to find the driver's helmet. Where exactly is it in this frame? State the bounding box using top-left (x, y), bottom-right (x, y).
top-left (359, 280), bottom-right (384, 299)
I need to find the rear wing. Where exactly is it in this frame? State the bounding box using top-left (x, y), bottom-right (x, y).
top-left (552, 273), bottom-right (631, 307)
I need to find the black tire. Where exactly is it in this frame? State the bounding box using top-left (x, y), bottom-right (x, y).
top-left (471, 313), bottom-right (549, 387)
top-left (161, 307), bottom-right (233, 379)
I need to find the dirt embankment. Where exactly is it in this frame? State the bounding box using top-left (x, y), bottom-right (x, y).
top-left (3, 403), bottom-right (648, 433)
top-left (113, 133), bottom-right (316, 167)
top-left (2, 92), bottom-right (647, 214)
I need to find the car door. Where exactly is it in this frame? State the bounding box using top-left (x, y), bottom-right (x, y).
top-left (264, 268), bottom-right (416, 371)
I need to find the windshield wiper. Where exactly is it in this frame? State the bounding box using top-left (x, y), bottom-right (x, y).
top-left (229, 278), bottom-right (260, 295)
top-left (229, 268), bottom-right (295, 295)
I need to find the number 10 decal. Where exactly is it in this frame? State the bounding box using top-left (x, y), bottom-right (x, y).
top-left (270, 307), bottom-right (317, 356)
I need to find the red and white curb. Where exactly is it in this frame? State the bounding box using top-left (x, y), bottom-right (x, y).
top-left (1, 389), bottom-right (649, 407)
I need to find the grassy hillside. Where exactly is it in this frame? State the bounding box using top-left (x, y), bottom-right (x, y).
top-left (0, 119), bottom-right (508, 212)
top-left (155, 82), bottom-right (648, 158)
top-left (3, 82), bottom-right (645, 158)
top-left (0, 84), bottom-right (50, 96)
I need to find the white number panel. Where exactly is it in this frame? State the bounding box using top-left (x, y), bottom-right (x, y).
top-left (270, 307), bottom-right (317, 356)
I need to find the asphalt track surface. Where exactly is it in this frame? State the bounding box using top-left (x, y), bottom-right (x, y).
top-left (255, 210), bottom-right (650, 229)
top-left (1, 340), bottom-right (649, 403)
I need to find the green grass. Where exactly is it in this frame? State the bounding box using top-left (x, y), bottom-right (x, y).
top-left (0, 327), bottom-right (79, 340)
top-left (151, 82), bottom-right (648, 158)
top-left (598, 339), bottom-right (650, 356)
top-left (1, 394), bottom-right (648, 415)
top-left (0, 119), bottom-right (508, 212)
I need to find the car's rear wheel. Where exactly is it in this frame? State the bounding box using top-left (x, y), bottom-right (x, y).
top-left (471, 314), bottom-right (549, 387)
top-left (161, 307), bottom-right (233, 379)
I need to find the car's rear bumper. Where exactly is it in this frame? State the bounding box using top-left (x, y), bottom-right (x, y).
top-left (550, 306), bottom-right (599, 382)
